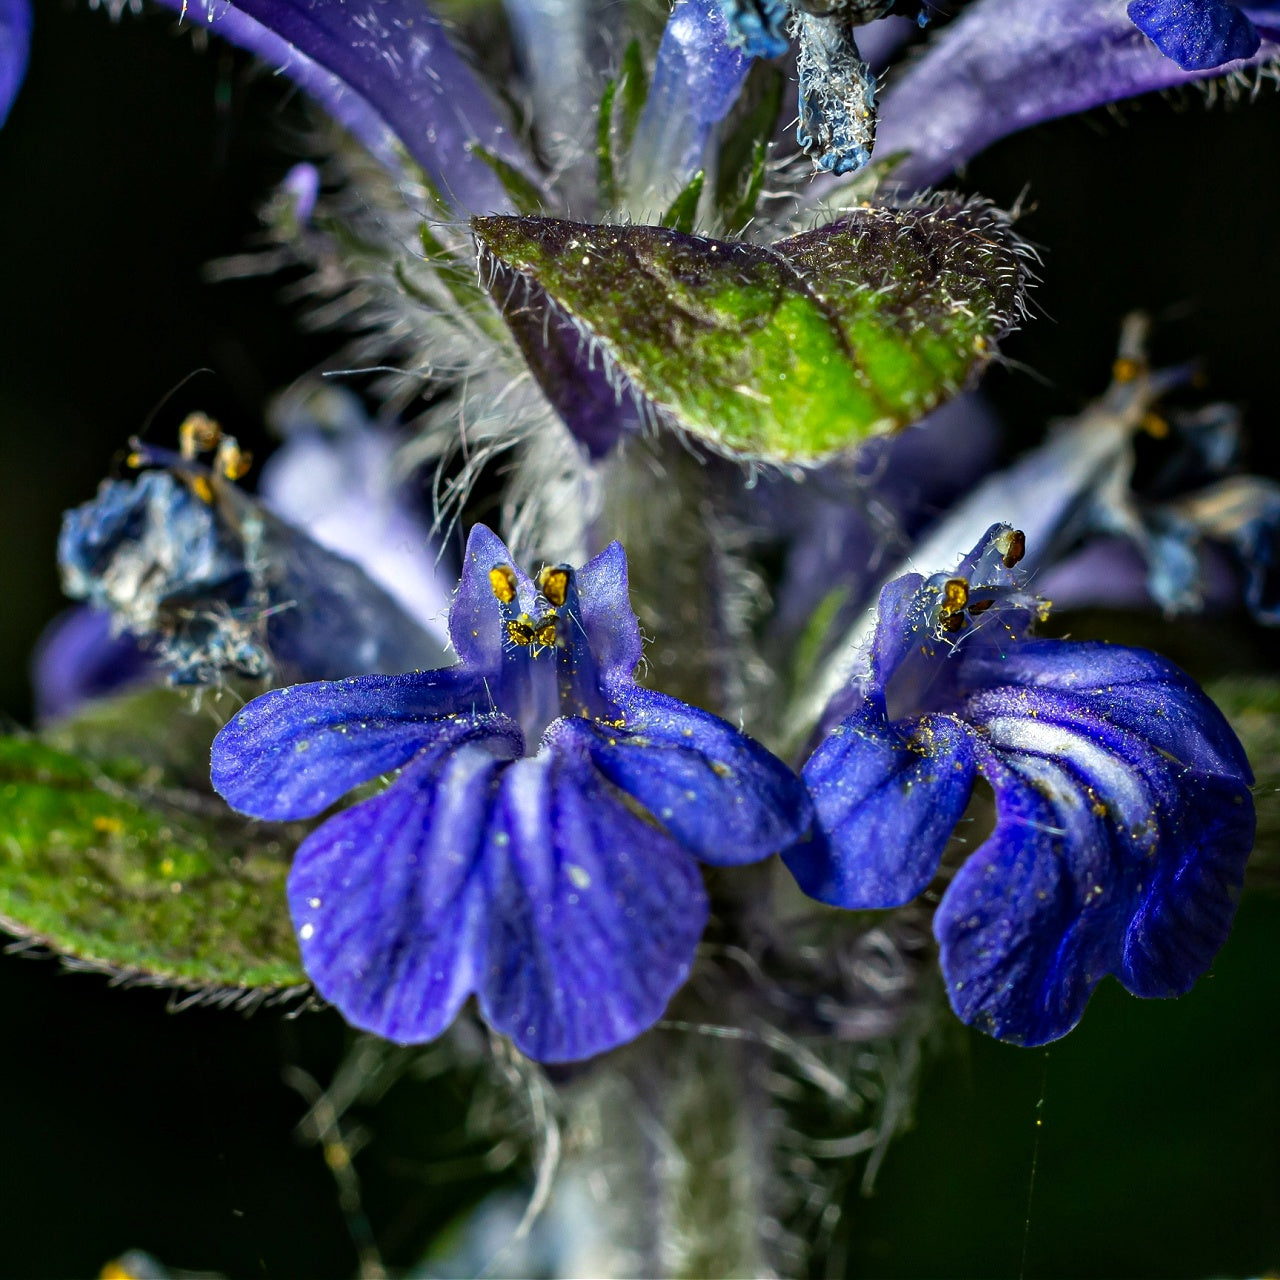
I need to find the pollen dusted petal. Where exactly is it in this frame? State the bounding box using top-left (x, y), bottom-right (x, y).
top-left (934, 749), bottom-right (1125, 1047)
top-left (477, 746), bottom-right (709, 1062)
top-left (287, 743), bottom-right (498, 1044)
top-left (211, 669), bottom-right (502, 820)
top-left (790, 705), bottom-right (975, 908)
top-left (568, 687), bottom-right (813, 865)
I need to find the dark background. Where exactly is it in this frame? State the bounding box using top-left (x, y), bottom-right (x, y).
top-left (0, 5), bottom-right (1277, 1276)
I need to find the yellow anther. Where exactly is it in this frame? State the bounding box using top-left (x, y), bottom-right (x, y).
top-left (533, 617), bottom-right (558, 647)
top-left (1141, 412), bottom-right (1169, 440)
top-left (1112, 357), bottom-right (1142, 384)
top-left (188, 474), bottom-right (215, 505)
top-left (997, 528), bottom-right (1026, 568)
top-left (216, 435), bottom-right (252, 480)
top-left (125, 451), bottom-right (144, 469)
top-left (178, 411), bottom-right (222, 459)
top-left (506, 618), bottom-right (535, 645)
top-left (943, 578), bottom-right (969, 611)
top-left (539, 566), bottom-right (570, 608)
top-left (489, 564), bottom-right (517, 603)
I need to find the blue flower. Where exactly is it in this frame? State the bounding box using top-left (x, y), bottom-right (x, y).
top-left (785, 524), bottom-right (1255, 1045)
top-left (1128, 0), bottom-right (1280, 70)
top-left (211, 525), bottom-right (811, 1062)
top-left (57, 417), bottom-right (450, 687)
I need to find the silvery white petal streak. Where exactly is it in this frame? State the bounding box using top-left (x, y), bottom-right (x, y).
top-left (151, 0), bottom-right (532, 211)
top-left (870, 0), bottom-right (1280, 192)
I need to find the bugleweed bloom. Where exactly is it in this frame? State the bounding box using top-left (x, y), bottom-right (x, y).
top-left (787, 524), bottom-right (1256, 1045)
top-left (57, 417), bottom-right (450, 686)
top-left (211, 525), bottom-right (811, 1062)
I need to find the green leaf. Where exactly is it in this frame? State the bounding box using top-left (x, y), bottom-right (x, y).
top-left (0, 688), bottom-right (307, 992)
top-left (714, 65), bottom-right (784, 234)
top-left (660, 169), bottom-right (705, 234)
top-left (469, 145), bottom-right (548, 216)
top-left (617, 39), bottom-right (649, 154)
top-left (596, 75), bottom-right (622, 210)
top-left (472, 200), bottom-right (1030, 462)
top-left (597, 40), bottom-right (650, 212)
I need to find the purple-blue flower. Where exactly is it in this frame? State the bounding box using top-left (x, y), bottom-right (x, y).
top-left (785, 524), bottom-right (1255, 1045)
top-left (211, 525), bottom-right (811, 1061)
top-left (1128, 0), bottom-right (1280, 70)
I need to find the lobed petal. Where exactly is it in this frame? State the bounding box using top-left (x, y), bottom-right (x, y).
top-left (936, 652), bottom-right (1255, 1043)
top-left (211, 669), bottom-right (505, 819)
top-left (30, 607), bottom-right (151, 725)
top-left (790, 704), bottom-right (975, 907)
top-left (287, 742), bottom-right (498, 1043)
top-left (573, 540), bottom-right (643, 688)
top-left (566, 686), bottom-right (813, 866)
top-left (478, 745), bottom-right (709, 1062)
top-left (935, 747), bottom-right (1131, 1046)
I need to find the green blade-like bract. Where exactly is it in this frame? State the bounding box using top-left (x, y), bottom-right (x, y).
top-left (473, 201), bottom-right (1029, 462)
top-left (0, 687), bottom-right (306, 992)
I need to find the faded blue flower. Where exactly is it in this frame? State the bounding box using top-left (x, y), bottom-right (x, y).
top-left (211, 525), bottom-right (811, 1062)
top-left (1128, 0), bottom-right (1280, 70)
top-left (717, 0), bottom-right (914, 173)
top-left (57, 418), bottom-right (449, 686)
top-left (785, 524), bottom-right (1255, 1045)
